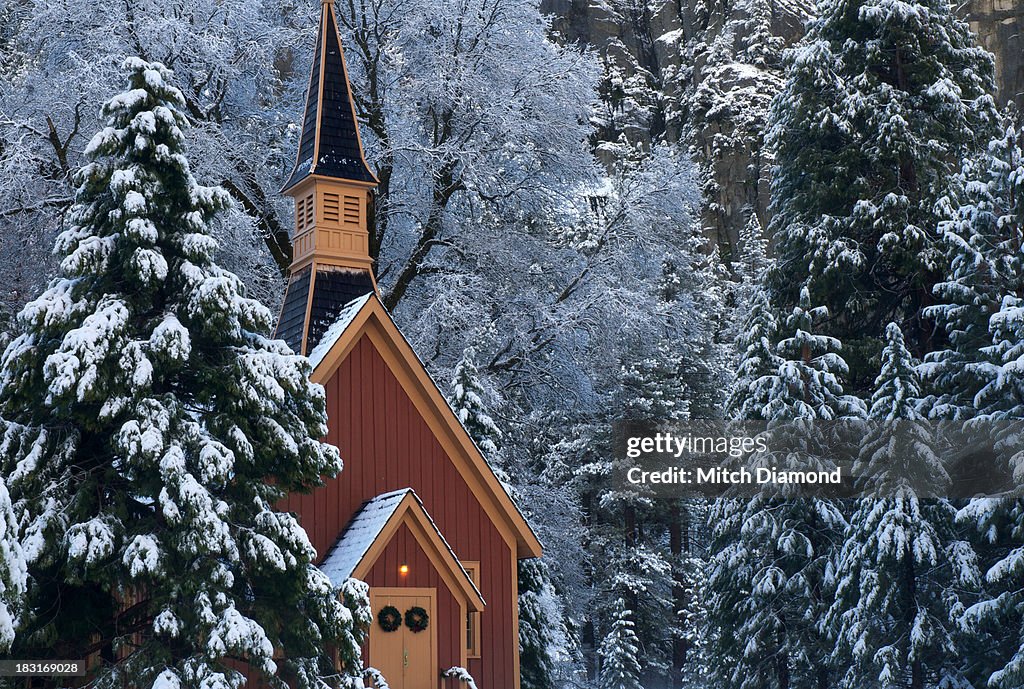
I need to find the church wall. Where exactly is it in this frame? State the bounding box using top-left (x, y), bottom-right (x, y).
top-left (280, 334), bottom-right (517, 689)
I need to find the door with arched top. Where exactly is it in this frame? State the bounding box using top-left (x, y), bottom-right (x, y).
top-left (368, 588), bottom-right (437, 689)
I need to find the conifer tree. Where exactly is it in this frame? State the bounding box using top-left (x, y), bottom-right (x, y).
top-left (925, 110), bottom-right (1024, 419)
top-left (726, 289), bottom-right (781, 421)
top-left (727, 216), bottom-right (779, 421)
top-left (0, 477), bottom-right (26, 653)
top-left (734, 211), bottom-right (771, 301)
top-left (709, 289), bottom-right (863, 689)
top-left (766, 289), bottom-right (865, 423)
top-left (518, 558), bottom-right (558, 689)
top-left (975, 113), bottom-right (1024, 421)
top-left (674, 541), bottom-right (710, 689)
top-left (448, 349), bottom-right (565, 689)
top-left (617, 345), bottom-right (691, 426)
top-left (958, 496), bottom-right (1024, 689)
top-left (767, 0), bottom-right (999, 391)
top-left (0, 58), bottom-right (368, 689)
top-left (575, 345), bottom-right (683, 683)
top-left (450, 347), bottom-right (502, 461)
top-left (829, 324), bottom-right (974, 689)
top-left (956, 110), bottom-right (1024, 689)
top-left (598, 599), bottom-right (643, 689)
top-left (739, 0), bottom-right (784, 69)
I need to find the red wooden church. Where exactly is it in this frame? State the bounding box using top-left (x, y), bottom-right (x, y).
top-left (273, 2), bottom-right (542, 687)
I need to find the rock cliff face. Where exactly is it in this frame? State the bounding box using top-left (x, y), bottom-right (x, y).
top-left (966, 0), bottom-right (1024, 110)
top-left (544, 0), bottom-right (1023, 255)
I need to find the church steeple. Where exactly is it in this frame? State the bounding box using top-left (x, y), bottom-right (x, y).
top-left (282, 0), bottom-right (378, 192)
top-left (275, 0), bottom-right (380, 356)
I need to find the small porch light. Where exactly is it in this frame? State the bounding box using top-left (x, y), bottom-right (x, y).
top-left (399, 564), bottom-right (409, 576)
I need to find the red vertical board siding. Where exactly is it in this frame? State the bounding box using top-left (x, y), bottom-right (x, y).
top-left (281, 336), bottom-right (519, 689)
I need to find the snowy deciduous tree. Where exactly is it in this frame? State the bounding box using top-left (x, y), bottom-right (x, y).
top-left (0, 59), bottom-right (367, 689)
top-left (767, 0), bottom-right (999, 392)
top-left (829, 324), bottom-right (974, 689)
top-left (0, 0), bottom-right (308, 321)
top-left (598, 599), bottom-right (643, 689)
top-left (0, 476), bottom-right (26, 653)
top-left (334, 0), bottom-right (600, 311)
top-left (399, 141), bottom-right (717, 681)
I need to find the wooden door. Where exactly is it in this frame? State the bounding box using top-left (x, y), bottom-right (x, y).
top-left (368, 589), bottom-right (437, 689)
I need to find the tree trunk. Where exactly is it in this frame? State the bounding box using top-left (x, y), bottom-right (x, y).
top-left (776, 645), bottom-right (790, 689)
top-left (669, 502), bottom-right (688, 687)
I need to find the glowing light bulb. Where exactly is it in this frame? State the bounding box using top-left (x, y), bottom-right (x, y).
top-left (399, 564), bottom-right (409, 575)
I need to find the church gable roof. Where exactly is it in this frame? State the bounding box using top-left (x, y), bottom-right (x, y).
top-left (281, 0), bottom-right (377, 193)
top-left (320, 488), bottom-right (485, 611)
top-left (308, 294), bottom-right (543, 560)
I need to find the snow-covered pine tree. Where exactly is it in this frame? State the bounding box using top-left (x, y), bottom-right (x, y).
top-left (708, 288), bottom-right (863, 689)
top-left (958, 495), bottom-right (1024, 689)
top-left (767, 0), bottom-right (999, 393)
top-left (726, 214), bottom-right (779, 421)
top-left (726, 287), bottom-right (781, 421)
top-left (739, 0), bottom-right (785, 69)
top-left (0, 477), bottom-right (26, 653)
top-left (924, 109), bottom-right (1024, 420)
top-left (956, 109), bottom-right (1024, 689)
top-left (923, 165), bottom-right (1005, 420)
top-left (688, 0), bottom-right (784, 254)
top-left (577, 344), bottom-right (685, 684)
top-left (0, 58), bottom-right (368, 689)
top-left (658, 494), bottom-right (711, 689)
top-left (517, 558), bottom-right (558, 689)
top-left (734, 210), bottom-right (771, 302)
top-left (598, 599), bottom-right (643, 689)
top-left (448, 349), bottom-right (567, 689)
top-left (616, 344), bottom-right (691, 426)
top-left (450, 347), bottom-right (502, 461)
top-left (709, 276), bottom-right (782, 689)
top-left (765, 288), bottom-right (865, 423)
top-left (975, 111), bottom-right (1024, 422)
top-left (829, 323), bottom-right (974, 689)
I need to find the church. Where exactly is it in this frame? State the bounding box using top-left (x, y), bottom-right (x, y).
top-left (272, 2), bottom-right (542, 687)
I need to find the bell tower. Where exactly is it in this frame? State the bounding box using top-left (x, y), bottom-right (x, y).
top-left (275, 0), bottom-right (380, 355)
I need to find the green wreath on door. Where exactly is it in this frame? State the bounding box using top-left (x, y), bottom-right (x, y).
top-left (404, 606), bottom-right (429, 633)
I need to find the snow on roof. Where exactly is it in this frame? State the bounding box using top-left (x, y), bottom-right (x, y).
top-left (320, 488), bottom-right (411, 586)
top-left (306, 292), bottom-right (372, 370)
top-left (319, 488), bottom-right (483, 604)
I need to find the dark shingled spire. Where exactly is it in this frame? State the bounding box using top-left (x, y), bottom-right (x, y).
top-left (281, 1), bottom-right (377, 192)
top-left (277, 266), bottom-right (376, 354)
